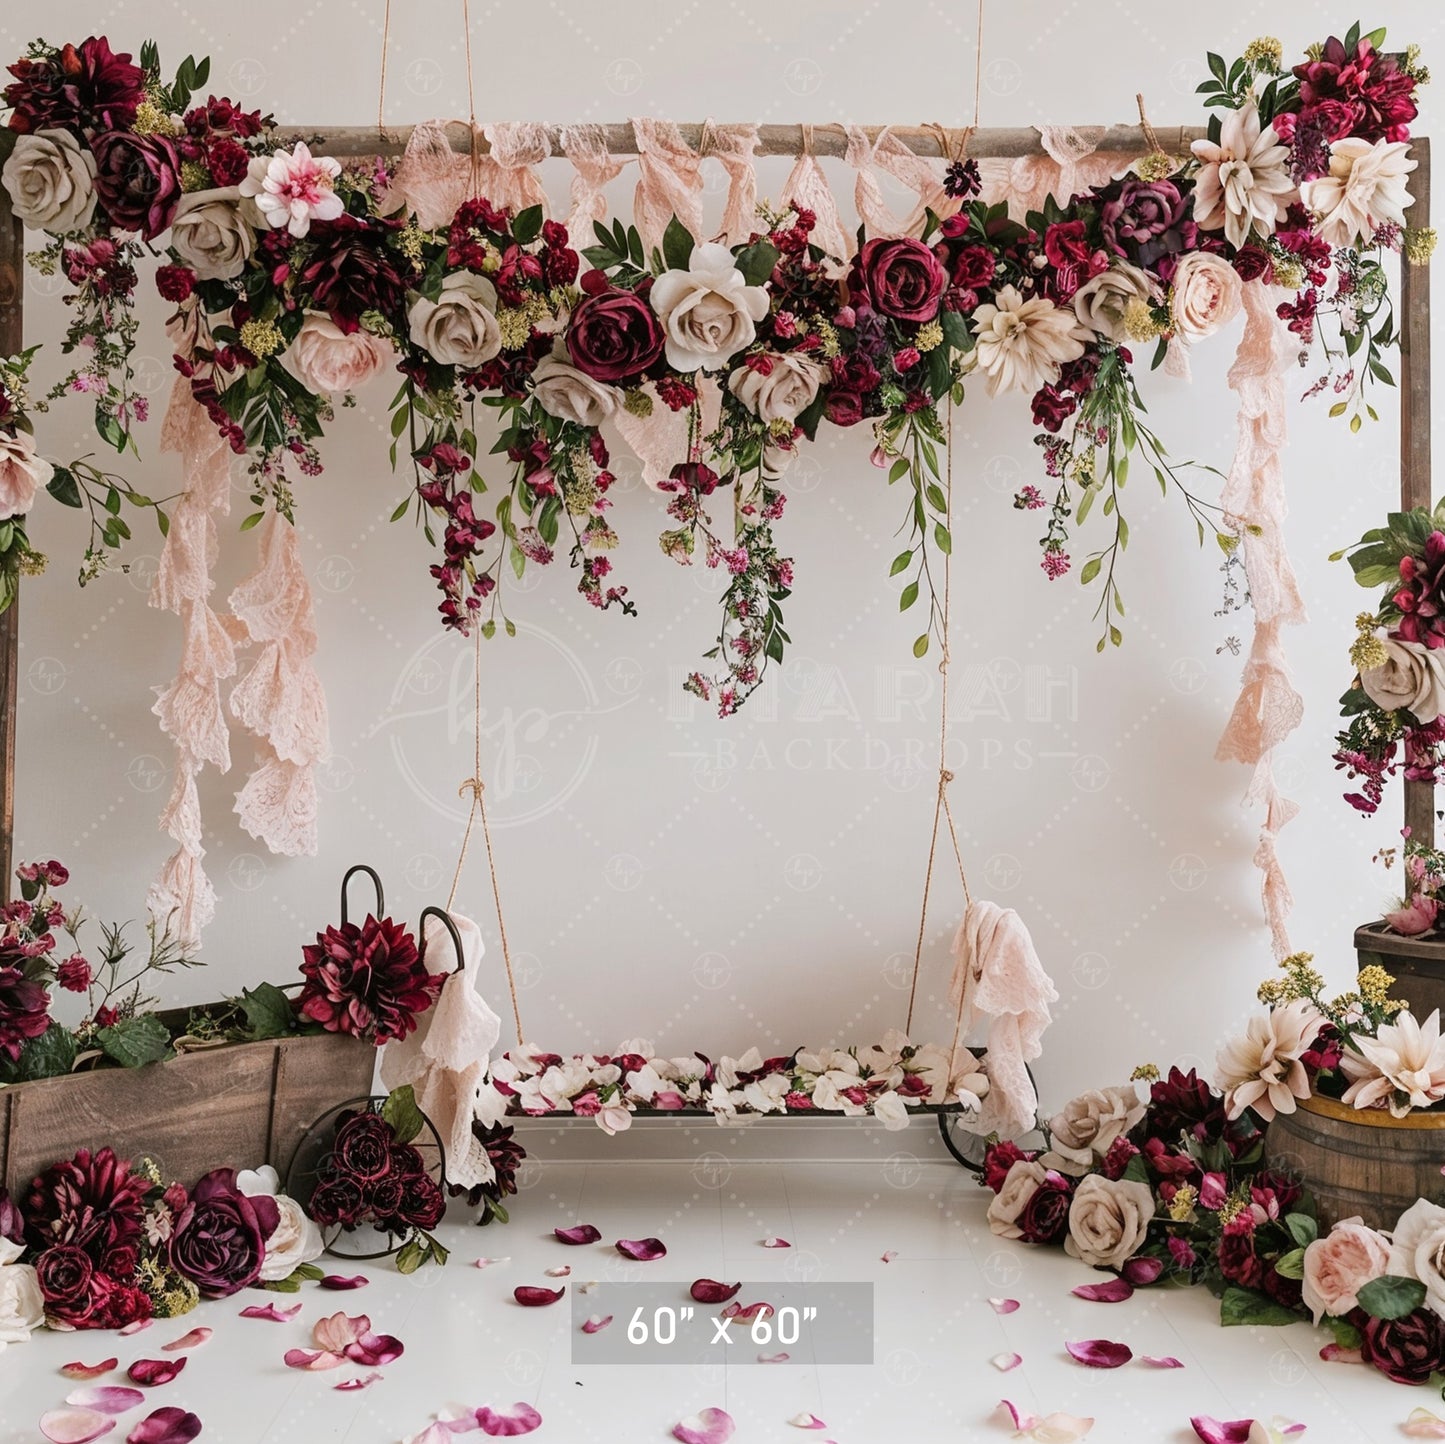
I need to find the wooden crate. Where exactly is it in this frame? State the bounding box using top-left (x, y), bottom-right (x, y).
top-left (1355, 920), bottom-right (1445, 1022)
top-left (0, 1031), bottom-right (375, 1195)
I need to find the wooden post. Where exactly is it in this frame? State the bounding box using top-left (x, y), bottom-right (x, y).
top-left (1402, 139), bottom-right (1434, 852)
top-left (0, 189), bottom-right (20, 900)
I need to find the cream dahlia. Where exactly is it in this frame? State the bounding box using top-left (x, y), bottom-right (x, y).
top-left (1215, 998), bottom-right (1322, 1121)
top-left (970, 286), bottom-right (1088, 397)
top-left (1190, 103), bottom-right (1296, 250)
top-left (1301, 137), bottom-right (1417, 250)
top-left (1341, 1009), bottom-right (1445, 1117)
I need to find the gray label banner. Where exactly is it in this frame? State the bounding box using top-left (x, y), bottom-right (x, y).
top-left (571, 1281), bottom-right (874, 1366)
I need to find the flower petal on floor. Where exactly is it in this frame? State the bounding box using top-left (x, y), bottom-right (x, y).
top-left (992, 1353), bottom-right (1023, 1371)
top-left (543, 1266), bottom-right (571, 1278)
top-left (581, 1315), bottom-right (612, 1334)
top-left (616, 1238), bottom-right (666, 1261)
top-left (788, 1413), bottom-right (826, 1429)
top-left (513, 1286), bottom-right (565, 1306)
top-left (690, 1279), bottom-right (741, 1304)
top-left (39, 1410), bottom-right (115, 1444)
top-left (762, 1237), bottom-right (791, 1249)
top-left (474, 1403), bottom-right (543, 1436)
top-left (282, 1349), bottom-right (346, 1371)
top-left (345, 1333), bottom-right (404, 1367)
top-left (160, 1328), bottom-right (211, 1352)
top-left (672, 1408), bottom-right (734, 1444)
top-left (127, 1360), bottom-right (186, 1388)
top-left (239, 1302), bottom-right (301, 1322)
top-left (1140, 1356), bottom-right (1184, 1368)
top-left (312, 1312), bottom-right (370, 1352)
top-left (1071, 1280), bottom-right (1133, 1303)
top-left (125, 1409), bottom-right (203, 1444)
top-left (989, 1298), bottom-right (1020, 1314)
top-left (1404, 1409), bottom-right (1445, 1438)
top-left (320, 1275), bottom-right (369, 1290)
top-left (65, 1388), bottom-right (145, 1415)
top-left (1066, 1339), bottom-right (1132, 1368)
top-left (334, 1373), bottom-right (383, 1392)
top-left (60, 1362), bottom-right (118, 1381)
top-left (554, 1225), bottom-right (601, 1245)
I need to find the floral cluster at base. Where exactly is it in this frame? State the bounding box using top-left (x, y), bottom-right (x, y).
top-left (1, 25), bottom-right (1429, 711)
top-left (479, 1032), bottom-right (990, 1132)
top-left (0, 1146), bottom-right (323, 1346)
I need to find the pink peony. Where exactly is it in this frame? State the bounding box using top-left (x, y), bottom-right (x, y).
top-left (286, 314), bottom-right (392, 396)
top-left (1301, 1217), bottom-right (1391, 1323)
top-left (0, 430), bottom-right (52, 521)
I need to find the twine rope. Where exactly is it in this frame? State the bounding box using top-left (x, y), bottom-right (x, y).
top-left (971, 0), bottom-right (985, 128)
top-left (447, 623), bottom-right (526, 1046)
top-left (376, 0), bottom-right (391, 139)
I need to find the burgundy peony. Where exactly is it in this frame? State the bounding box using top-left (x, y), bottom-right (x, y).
top-left (299, 914), bottom-right (441, 1045)
top-left (3, 37), bottom-right (146, 137)
top-left (1362, 1307), bottom-right (1445, 1385)
top-left (854, 237), bottom-right (947, 324)
top-left (92, 132), bottom-right (183, 240)
top-left (26, 1146), bottom-right (145, 1258)
top-left (983, 1140), bottom-right (1036, 1194)
top-left (1294, 36), bottom-right (1419, 144)
top-left (0, 964), bottom-right (51, 1063)
top-left (398, 1171), bottom-right (446, 1231)
top-left (1018, 1170), bottom-right (1072, 1245)
top-left (1231, 245), bottom-right (1274, 284)
top-left (1099, 179), bottom-right (1195, 267)
top-left (298, 217), bottom-right (407, 334)
top-left (566, 289), bottom-right (665, 384)
top-left (307, 1175), bottom-right (365, 1229)
top-left (1394, 532), bottom-right (1445, 650)
top-left (169, 1168), bottom-right (279, 1298)
top-left (332, 1111), bottom-right (395, 1182)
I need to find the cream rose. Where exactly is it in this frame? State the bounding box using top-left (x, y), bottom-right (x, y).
top-left (530, 346), bottom-right (622, 428)
top-left (1388, 1198), bottom-right (1445, 1318)
top-left (650, 242), bottom-right (770, 373)
top-left (237, 1165), bottom-right (325, 1282)
top-left (1064, 1174), bottom-right (1155, 1269)
top-left (286, 314), bottom-right (392, 396)
top-left (1045, 1085), bottom-right (1146, 1175)
top-left (0, 430), bottom-right (52, 521)
top-left (1360, 635), bottom-right (1445, 722)
top-left (168, 187), bottom-right (256, 281)
top-left (1072, 263), bottom-right (1157, 344)
top-left (728, 351), bottom-right (826, 424)
top-left (987, 1159), bottom-right (1050, 1241)
top-left (408, 272), bottom-right (503, 369)
top-left (0, 1238), bottom-right (42, 1352)
top-left (1, 128), bottom-right (97, 233)
top-left (1301, 1217), bottom-right (1390, 1324)
top-left (1170, 252), bottom-right (1243, 344)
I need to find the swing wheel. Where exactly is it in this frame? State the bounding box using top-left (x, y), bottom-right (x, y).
top-left (935, 1063), bottom-right (1042, 1174)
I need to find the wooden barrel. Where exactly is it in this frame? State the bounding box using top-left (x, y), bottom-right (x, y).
top-left (1264, 1092), bottom-right (1445, 1232)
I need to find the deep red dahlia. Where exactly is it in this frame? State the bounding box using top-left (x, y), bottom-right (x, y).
top-left (1294, 36), bottom-right (1419, 144)
top-left (0, 964), bottom-right (51, 1063)
top-left (1146, 1066), bottom-right (1225, 1145)
top-left (1394, 532), bottom-right (1445, 649)
top-left (298, 217), bottom-right (406, 334)
top-left (25, 1146), bottom-right (148, 1259)
top-left (299, 916), bottom-right (441, 1044)
top-left (3, 37), bottom-right (145, 137)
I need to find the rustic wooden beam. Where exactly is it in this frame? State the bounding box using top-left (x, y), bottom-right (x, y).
top-left (278, 121), bottom-right (1206, 162)
top-left (1402, 138), bottom-right (1434, 852)
top-left (0, 188), bottom-right (20, 902)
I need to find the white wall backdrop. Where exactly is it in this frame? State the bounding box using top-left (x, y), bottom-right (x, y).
top-left (5, 0), bottom-right (1442, 1113)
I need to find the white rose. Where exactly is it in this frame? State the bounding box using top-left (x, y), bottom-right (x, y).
top-left (0, 1238), bottom-right (42, 1351)
top-left (168, 188), bottom-right (256, 281)
top-left (987, 1160), bottom-right (1049, 1240)
top-left (1064, 1175), bottom-right (1155, 1269)
top-left (1389, 1198), bottom-right (1445, 1318)
top-left (1044, 1085), bottom-right (1146, 1175)
top-left (728, 351), bottom-right (825, 424)
top-left (1, 128), bottom-right (96, 233)
top-left (258, 1196), bottom-right (325, 1281)
top-left (286, 313), bottom-right (393, 396)
top-left (1170, 251), bottom-right (1243, 344)
top-left (0, 429), bottom-right (51, 521)
top-left (1072, 263), bottom-right (1158, 343)
top-left (650, 241), bottom-right (770, 373)
top-left (530, 346), bottom-right (621, 428)
top-left (408, 272), bottom-right (502, 368)
top-left (1360, 635), bottom-right (1445, 722)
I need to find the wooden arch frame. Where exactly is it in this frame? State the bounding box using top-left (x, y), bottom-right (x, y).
top-left (0, 123), bottom-right (1431, 886)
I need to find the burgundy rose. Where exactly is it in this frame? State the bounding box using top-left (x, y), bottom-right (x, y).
top-left (298, 217), bottom-right (407, 335)
top-left (0, 965), bottom-right (51, 1063)
top-left (831, 351), bottom-right (882, 395)
top-left (824, 391), bottom-right (864, 427)
top-left (307, 1176), bottom-right (365, 1229)
top-left (169, 1167), bottom-right (279, 1298)
top-left (1231, 245), bottom-right (1273, 283)
top-left (1018, 1171), bottom-right (1072, 1245)
top-left (565, 289), bottom-right (665, 384)
top-left (3, 37), bottom-right (145, 137)
top-left (399, 1171), bottom-right (446, 1232)
top-left (366, 1175), bottom-right (406, 1223)
top-left (948, 243), bottom-right (996, 291)
top-left (1031, 383), bottom-right (1076, 434)
top-left (854, 237), bottom-right (947, 323)
top-left (390, 1141), bottom-right (429, 1179)
top-left (299, 914), bottom-right (441, 1045)
top-left (36, 1244), bottom-right (108, 1326)
top-left (1043, 220), bottom-right (1101, 272)
top-left (1262, 1262), bottom-right (1304, 1311)
top-left (26, 1147), bottom-right (145, 1259)
top-left (983, 1140), bottom-right (1036, 1194)
top-left (92, 132), bottom-right (183, 240)
top-left (1216, 1217), bottom-right (1264, 1289)
top-left (1362, 1308), bottom-right (1445, 1385)
top-left (332, 1112), bottom-right (395, 1183)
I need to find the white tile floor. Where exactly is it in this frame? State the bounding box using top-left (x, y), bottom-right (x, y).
top-left (0, 1160), bottom-right (1422, 1443)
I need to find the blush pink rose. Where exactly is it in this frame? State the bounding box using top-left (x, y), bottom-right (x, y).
top-left (1170, 251), bottom-right (1243, 343)
top-left (1301, 1217), bottom-right (1391, 1323)
top-left (0, 430), bottom-right (52, 520)
top-left (286, 313), bottom-right (393, 396)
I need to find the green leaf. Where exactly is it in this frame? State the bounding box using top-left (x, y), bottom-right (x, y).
top-left (239, 511), bottom-right (265, 532)
top-left (1328, 1316), bottom-right (1363, 1350)
top-left (888, 458), bottom-right (910, 485)
top-left (18, 1022), bottom-right (78, 1081)
top-left (394, 1237), bottom-right (424, 1275)
top-left (934, 523), bottom-right (952, 555)
top-left (1121, 1153), bottom-right (1150, 1185)
top-left (889, 550), bottom-right (912, 577)
top-left (899, 580), bottom-right (919, 612)
top-left (46, 468), bottom-right (83, 508)
top-left (1357, 1274), bottom-right (1427, 1320)
top-left (734, 239), bottom-right (780, 287)
top-left (662, 215), bottom-right (694, 273)
top-left (1079, 557), bottom-right (1102, 586)
top-left (512, 205), bottom-right (544, 245)
top-left (97, 1014), bottom-right (174, 1069)
top-left (1283, 1212), bottom-right (1318, 1248)
top-left (912, 634), bottom-right (929, 658)
top-left (239, 981), bottom-right (295, 1040)
top-left (1274, 1247), bottom-right (1306, 1281)
top-left (389, 498), bottom-right (410, 523)
top-left (94, 405), bottom-right (126, 452)
top-left (1220, 1285), bottom-right (1301, 1327)
top-left (382, 1084), bottom-right (425, 1145)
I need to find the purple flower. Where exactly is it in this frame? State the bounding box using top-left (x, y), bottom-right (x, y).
top-left (92, 132), bottom-right (183, 240)
top-left (169, 1168), bottom-right (279, 1297)
top-left (1099, 180), bottom-right (1195, 267)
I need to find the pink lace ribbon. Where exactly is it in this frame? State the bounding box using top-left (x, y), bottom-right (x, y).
top-left (559, 123), bottom-right (625, 239)
top-left (977, 125), bottom-right (1119, 219)
top-left (779, 148), bottom-right (850, 260)
top-left (631, 118), bottom-right (760, 247)
top-left (1215, 280), bottom-right (1305, 956)
top-left (386, 120), bottom-right (550, 229)
top-left (844, 125), bottom-right (950, 238)
top-left (613, 377), bottom-right (724, 489)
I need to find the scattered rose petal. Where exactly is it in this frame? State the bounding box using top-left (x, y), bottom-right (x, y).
top-left (320, 1275), bottom-right (369, 1290)
top-left (334, 1373), bottom-right (382, 1392)
top-left (881, 1250), bottom-right (898, 1263)
top-left (313, 1312), bottom-right (370, 1353)
top-left (160, 1328), bottom-right (211, 1353)
top-left (1318, 1342), bottom-right (1363, 1365)
top-left (989, 1298), bottom-right (1020, 1315)
top-left (581, 1315), bottom-right (612, 1334)
top-left (1140, 1356), bottom-right (1184, 1369)
top-left (125, 1409), bottom-right (202, 1444)
top-left (514, 1286), bottom-right (565, 1307)
top-left (757, 1351), bottom-right (789, 1363)
top-left (475, 1403), bottom-right (543, 1437)
top-left (1405, 1408), bottom-right (1445, 1438)
top-left (543, 1265), bottom-right (571, 1278)
top-left (1121, 1256), bottom-right (1163, 1286)
top-left (345, 1333), bottom-right (404, 1367)
top-left (1066, 1339), bottom-right (1132, 1369)
top-left (283, 1349), bottom-right (346, 1371)
top-left (690, 1279), bottom-right (741, 1304)
top-left (65, 1388), bottom-right (145, 1415)
top-left (672, 1408), bottom-right (735, 1444)
top-left (239, 1302), bottom-right (301, 1322)
top-left (762, 1237), bottom-right (791, 1249)
top-left (999, 1402), bottom-right (1094, 1441)
top-left (720, 1301), bottom-right (773, 1321)
top-left (473, 1257), bottom-right (509, 1270)
top-left (39, 1410), bottom-right (116, 1444)
top-left (127, 1359), bottom-right (186, 1388)
top-left (61, 1361), bottom-right (119, 1381)
top-left (554, 1225), bottom-right (601, 1246)
top-left (1071, 1279), bottom-right (1133, 1303)
top-left (1190, 1420), bottom-right (1256, 1444)
top-left (788, 1414), bottom-right (827, 1429)
top-left (616, 1238), bottom-right (666, 1261)
top-left (120, 1321), bottom-right (152, 1336)
top-left (992, 1352), bottom-right (1023, 1372)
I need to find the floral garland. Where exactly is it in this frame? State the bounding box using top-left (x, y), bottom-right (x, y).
top-left (0, 25), bottom-right (1431, 713)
